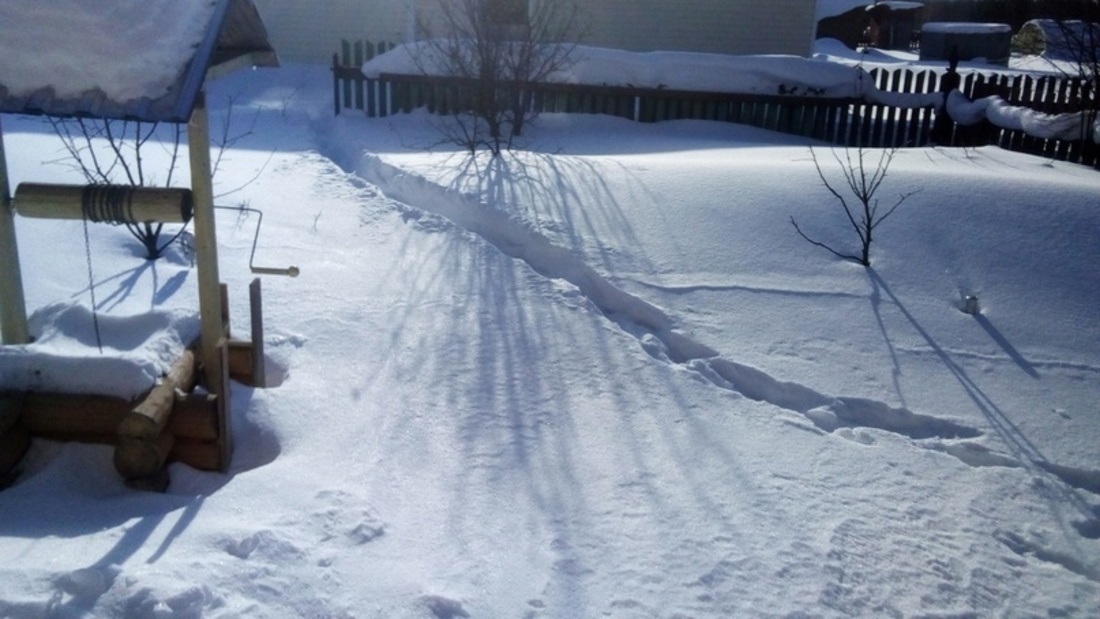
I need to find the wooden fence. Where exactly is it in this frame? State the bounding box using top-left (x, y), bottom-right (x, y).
top-left (332, 40), bottom-right (1099, 168)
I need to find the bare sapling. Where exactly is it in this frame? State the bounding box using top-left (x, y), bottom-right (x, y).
top-left (48, 95), bottom-right (268, 260)
top-left (48, 117), bottom-right (186, 260)
top-left (791, 145), bottom-right (917, 267)
top-left (416, 0), bottom-right (580, 155)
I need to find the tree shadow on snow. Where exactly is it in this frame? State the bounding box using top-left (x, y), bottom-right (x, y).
top-left (867, 268), bottom-right (1092, 522)
top-left (353, 151), bottom-right (808, 612)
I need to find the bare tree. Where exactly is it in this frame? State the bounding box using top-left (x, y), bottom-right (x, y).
top-left (415, 0), bottom-right (581, 155)
top-left (48, 96), bottom-right (268, 260)
top-left (791, 146), bottom-right (917, 267)
top-left (48, 117), bottom-right (186, 260)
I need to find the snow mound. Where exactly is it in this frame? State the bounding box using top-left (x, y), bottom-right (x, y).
top-left (363, 42), bottom-right (870, 97)
top-left (0, 302), bottom-right (199, 399)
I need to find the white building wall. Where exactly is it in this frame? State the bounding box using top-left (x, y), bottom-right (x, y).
top-left (577, 0), bottom-right (816, 57)
top-left (255, 0), bottom-right (817, 64)
top-left (254, 0), bottom-right (411, 64)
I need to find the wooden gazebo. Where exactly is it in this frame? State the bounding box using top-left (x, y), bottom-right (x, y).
top-left (0, 0), bottom-right (278, 490)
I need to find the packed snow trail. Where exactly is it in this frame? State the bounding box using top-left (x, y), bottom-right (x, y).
top-left (334, 149), bottom-right (991, 447)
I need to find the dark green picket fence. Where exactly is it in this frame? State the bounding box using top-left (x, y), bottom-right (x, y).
top-left (332, 39), bottom-right (1099, 167)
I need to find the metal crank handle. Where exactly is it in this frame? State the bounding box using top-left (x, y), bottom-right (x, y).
top-left (251, 265), bottom-right (299, 277)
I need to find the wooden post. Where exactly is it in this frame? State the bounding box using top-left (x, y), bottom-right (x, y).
top-left (188, 92), bottom-right (231, 472)
top-left (214, 337), bottom-right (232, 471)
top-left (249, 278), bottom-right (266, 388)
top-left (0, 117), bottom-right (30, 344)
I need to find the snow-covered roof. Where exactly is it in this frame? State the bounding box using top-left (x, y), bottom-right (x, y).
top-left (0, 0), bottom-right (277, 123)
top-left (867, 1), bottom-right (924, 12)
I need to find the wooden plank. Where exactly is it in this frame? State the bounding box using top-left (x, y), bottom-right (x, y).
top-left (0, 118), bottom-right (30, 345)
top-left (227, 339), bottom-right (254, 385)
top-left (15, 393), bottom-right (211, 446)
top-left (28, 430), bottom-right (116, 445)
top-left (220, 282), bottom-right (230, 336)
top-left (0, 392), bottom-right (23, 435)
top-left (332, 54), bottom-right (341, 116)
top-left (170, 393), bottom-right (219, 441)
top-left (0, 425), bottom-right (31, 489)
top-left (341, 40), bottom-right (353, 109)
top-left (215, 339), bottom-right (232, 472)
top-left (354, 41), bottom-right (365, 111)
top-left (170, 438), bottom-right (222, 472)
top-left (250, 277), bottom-right (266, 389)
top-left (187, 95), bottom-right (225, 417)
top-left (21, 393), bottom-right (131, 436)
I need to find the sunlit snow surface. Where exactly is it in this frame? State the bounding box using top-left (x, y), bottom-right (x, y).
top-left (0, 54), bottom-right (1098, 617)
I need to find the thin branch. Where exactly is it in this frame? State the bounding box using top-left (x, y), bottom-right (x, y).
top-left (790, 217), bottom-right (862, 264)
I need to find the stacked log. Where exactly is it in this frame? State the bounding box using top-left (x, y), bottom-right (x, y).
top-left (114, 349), bottom-right (197, 484)
top-left (2, 280), bottom-right (264, 492)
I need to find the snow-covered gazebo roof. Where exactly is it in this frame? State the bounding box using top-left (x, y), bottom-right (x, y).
top-left (0, 0), bottom-right (278, 123)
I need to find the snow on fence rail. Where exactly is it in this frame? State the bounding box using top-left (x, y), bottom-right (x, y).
top-left (331, 39), bottom-right (1100, 168)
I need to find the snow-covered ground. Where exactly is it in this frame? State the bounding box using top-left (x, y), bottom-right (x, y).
top-left (1, 58), bottom-right (1099, 617)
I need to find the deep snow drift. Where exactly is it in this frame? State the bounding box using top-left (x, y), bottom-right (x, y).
top-left (0, 61), bottom-right (1098, 617)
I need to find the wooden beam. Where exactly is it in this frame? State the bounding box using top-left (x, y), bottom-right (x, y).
top-left (0, 392), bottom-right (24, 435)
top-left (15, 390), bottom-right (215, 441)
top-left (220, 282), bottom-right (231, 336)
top-left (169, 438), bottom-right (221, 472)
top-left (189, 92), bottom-right (232, 474)
top-left (0, 117), bottom-right (30, 344)
top-left (13, 183), bottom-right (192, 223)
top-left (171, 393), bottom-right (219, 441)
top-left (0, 425), bottom-right (30, 489)
top-left (27, 430), bottom-right (116, 446)
top-left (227, 340), bottom-right (254, 385)
top-left (20, 393), bottom-right (131, 437)
top-left (214, 339), bottom-right (232, 472)
top-left (188, 94), bottom-right (226, 393)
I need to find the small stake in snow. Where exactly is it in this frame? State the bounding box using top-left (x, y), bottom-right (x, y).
top-left (962, 295), bottom-right (981, 315)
